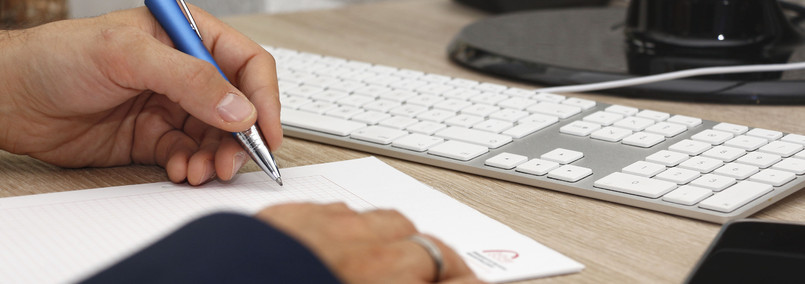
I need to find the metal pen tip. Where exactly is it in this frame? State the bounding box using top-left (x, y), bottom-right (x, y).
top-left (275, 178), bottom-right (283, 186)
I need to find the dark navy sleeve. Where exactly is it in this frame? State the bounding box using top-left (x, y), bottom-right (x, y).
top-left (81, 212), bottom-right (341, 284)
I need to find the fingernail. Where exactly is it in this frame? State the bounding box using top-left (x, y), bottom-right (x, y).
top-left (232, 151), bottom-right (248, 175)
top-left (217, 92), bottom-right (254, 122)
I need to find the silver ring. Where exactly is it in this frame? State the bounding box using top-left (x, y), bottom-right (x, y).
top-left (408, 234), bottom-right (445, 282)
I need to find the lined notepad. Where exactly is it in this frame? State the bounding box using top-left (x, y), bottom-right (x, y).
top-left (0, 157), bottom-right (583, 283)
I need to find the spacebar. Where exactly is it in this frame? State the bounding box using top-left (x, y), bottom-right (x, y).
top-left (281, 108), bottom-right (366, 136)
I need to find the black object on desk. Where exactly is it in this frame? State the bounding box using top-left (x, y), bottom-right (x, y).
top-left (685, 219), bottom-right (805, 283)
top-left (448, 0), bottom-right (805, 103)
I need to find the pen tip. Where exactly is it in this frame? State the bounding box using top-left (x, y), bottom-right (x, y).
top-left (276, 178), bottom-right (283, 186)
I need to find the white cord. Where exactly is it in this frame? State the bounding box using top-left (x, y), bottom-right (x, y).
top-left (533, 61), bottom-right (805, 94)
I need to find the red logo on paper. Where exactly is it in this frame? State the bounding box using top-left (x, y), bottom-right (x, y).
top-left (482, 250), bottom-right (519, 264)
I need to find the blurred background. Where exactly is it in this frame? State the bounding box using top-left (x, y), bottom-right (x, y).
top-left (1, 0), bottom-right (389, 28)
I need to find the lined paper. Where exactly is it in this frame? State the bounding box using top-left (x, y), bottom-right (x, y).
top-left (0, 157), bottom-right (583, 283)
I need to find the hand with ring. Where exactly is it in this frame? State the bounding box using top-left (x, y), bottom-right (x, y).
top-left (256, 202), bottom-right (485, 284)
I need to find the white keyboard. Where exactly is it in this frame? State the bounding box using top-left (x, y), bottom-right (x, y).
top-left (265, 45), bottom-right (805, 223)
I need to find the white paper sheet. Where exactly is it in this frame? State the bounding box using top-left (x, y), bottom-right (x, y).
top-left (0, 157), bottom-right (583, 283)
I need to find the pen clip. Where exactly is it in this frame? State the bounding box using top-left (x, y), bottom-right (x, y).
top-left (177, 0), bottom-right (203, 41)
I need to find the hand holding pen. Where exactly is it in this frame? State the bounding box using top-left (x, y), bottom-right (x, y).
top-left (145, 0), bottom-right (283, 185)
top-left (0, 4), bottom-right (282, 185)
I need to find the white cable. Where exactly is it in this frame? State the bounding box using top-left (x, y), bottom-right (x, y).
top-left (534, 61), bottom-right (805, 94)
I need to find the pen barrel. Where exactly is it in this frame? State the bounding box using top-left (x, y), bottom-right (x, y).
top-left (234, 126), bottom-right (282, 182)
top-left (144, 0), bottom-right (227, 79)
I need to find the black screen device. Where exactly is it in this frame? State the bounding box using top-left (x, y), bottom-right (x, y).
top-left (686, 220), bottom-right (805, 283)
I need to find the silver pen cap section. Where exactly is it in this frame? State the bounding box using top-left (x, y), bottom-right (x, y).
top-left (235, 125), bottom-right (283, 186)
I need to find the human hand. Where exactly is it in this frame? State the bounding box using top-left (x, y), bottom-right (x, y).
top-left (0, 5), bottom-right (281, 185)
top-left (256, 203), bottom-right (484, 284)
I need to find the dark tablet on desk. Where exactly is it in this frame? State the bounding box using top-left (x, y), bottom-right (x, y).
top-left (685, 220), bottom-right (805, 283)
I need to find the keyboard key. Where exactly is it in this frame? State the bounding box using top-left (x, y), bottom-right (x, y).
top-left (562, 98), bottom-right (596, 110)
top-left (758, 141), bottom-right (803, 157)
top-left (666, 115), bottom-right (702, 128)
top-left (434, 99), bottom-right (473, 112)
top-left (471, 93), bottom-right (508, 105)
top-left (299, 101), bottom-right (338, 114)
top-left (461, 104), bottom-right (500, 117)
top-left (337, 95), bottom-right (375, 107)
top-left (502, 121), bottom-right (554, 138)
top-left (662, 185), bottom-right (713, 206)
top-left (485, 153), bottom-right (529, 169)
top-left (699, 181), bottom-right (772, 212)
top-left (678, 156), bottom-right (723, 173)
top-left (473, 119), bottom-right (513, 134)
top-left (645, 122), bottom-right (687, 137)
top-left (351, 126), bottom-right (408, 145)
top-left (749, 169), bottom-right (796, 186)
top-left (655, 167), bottom-right (701, 184)
top-left (516, 159), bottom-right (560, 175)
top-left (636, 110), bottom-right (670, 121)
top-left (623, 161), bottom-right (666, 177)
top-left (498, 97), bottom-right (538, 110)
top-left (285, 85), bottom-right (324, 97)
top-left (690, 174), bottom-right (736, 191)
top-left (519, 113), bottom-right (560, 125)
top-left (713, 162), bottom-right (759, 179)
top-left (622, 132), bottom-right (665, 148)
top-left (353, 85), bottom-right (391, 97)
top-left (613, 116), bottom-right (655, 131)
top-left (326, 106), bottom-right (364, 119)
top-left (746, 128), bottom-right (783, 140)
top-left (282, 108), bottom-right (366, 136)
top-left (351, 111), bottom-right (391, 125)
top-left (489, 109), bottom-right (529, 122)
top-left (476, 82), bottom-right (508, 93)
top-left (646, 150), bottom-right (689, 166)
top-left (605, 105), bottom-right (639, 116)
top-left (668, 139), bottom-right (712, 155)
top-left (594, 172), bottom-right (677, 198)
top-left (364, 100), bottom-right (401, 112)
top-left (435, 127), bottom-right (513, 148)
top-left (736, 152), bottom-right (781, 169)
top-left (583, 111), bottom-right (624, 126)
top-left (416, 109), bottom-right (456, 123)
top-left (407, 94), bottom-right (444, 107)
top-left (528, 102), bottom-right (582, 119)
top-left (428, 140), bottom-right (488, 161)
top-left (541, 148), bottom-right (584, 164)
top-left (548, 165), bottom-right (593, 182)
top-left (444, 114), bottom-right (485, 128)
top-left (560, 121), bottom-right (602, 137)
top-left (533, 93), bottom-right (566, 103)
top-left (691, 129), bottom-right (734, 145)
top-left (590, 126), bottom-right (632, 142)
top-left (723, 135), bottom-right (768, 151)
top-left (713, 122), bottom-right (749, 135)
top-left (406, 121), bottom-right (447, 135)
top-left (379, 116), bottom-right (419, 130)
top-left (781, 134), bottom-right (805, 145)
top-left (772, 158), bottom-right (805, 175)
top-left (701, 145), bottom-right (746, 162)
top-left (392, 134), bottom-right (444, 152)
top-left (389, 104), bottom-right (428, 117)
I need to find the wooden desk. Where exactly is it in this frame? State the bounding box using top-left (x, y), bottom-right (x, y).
top-left (2, 0), bottom-right (805, 282)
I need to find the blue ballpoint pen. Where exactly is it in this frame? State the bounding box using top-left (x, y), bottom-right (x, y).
top-left (145, 0), bottom-right (283, 186)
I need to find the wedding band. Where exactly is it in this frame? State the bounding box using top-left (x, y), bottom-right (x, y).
top-left (408, 234), bottom-right (445, 282)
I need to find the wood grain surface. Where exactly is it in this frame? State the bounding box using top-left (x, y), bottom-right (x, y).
top-left (2, 0), bottom-right (805, 283)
